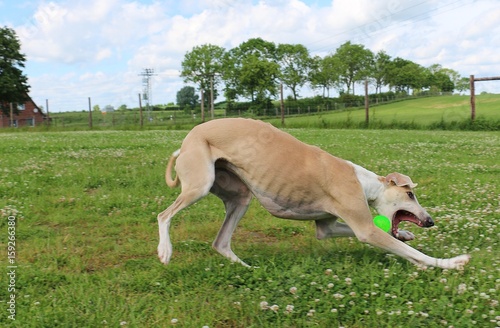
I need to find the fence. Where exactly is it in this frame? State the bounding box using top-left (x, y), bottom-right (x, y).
top-left (469, 75), bottom-right (500, 120)
top-left (46, 92), bottom-right (447, 129)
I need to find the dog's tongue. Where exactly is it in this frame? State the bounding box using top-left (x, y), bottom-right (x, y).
top-left (392, 210), bottom-right (422, 237)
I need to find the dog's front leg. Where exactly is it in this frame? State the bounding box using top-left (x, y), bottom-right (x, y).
top-left (337, 203), bottom-right (470, 269)
top-left (358, 226), bottom-right (470, 269)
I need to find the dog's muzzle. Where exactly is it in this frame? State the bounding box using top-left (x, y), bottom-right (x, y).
top-left (423, 216), bottom-right (434, 227)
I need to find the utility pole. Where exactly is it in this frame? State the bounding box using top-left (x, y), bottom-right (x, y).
top-left (139, 68), bottom-right (157, 122)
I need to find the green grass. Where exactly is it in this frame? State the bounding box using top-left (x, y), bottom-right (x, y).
top-left (269, 94), bottom-right (500, 129)
top-left (0, 128), bottom-right (499, 327)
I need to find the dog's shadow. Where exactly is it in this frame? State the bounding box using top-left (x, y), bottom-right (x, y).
top-left (238, 238), bottom-right (406, 271)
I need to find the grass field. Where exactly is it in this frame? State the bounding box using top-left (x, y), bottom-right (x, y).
top-left (269, 94), bottom-right (500, 129)
top-left (0, 128), bottom-right (499, 327)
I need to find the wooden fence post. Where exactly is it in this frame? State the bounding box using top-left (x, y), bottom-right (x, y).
top-left (470, 75), bottom-right (500, 121)
top-left (364, 80), bottom-right (369, 125)
top-left (88, 97), bottom-right (93, 129)
top-left (138, 93), bottom-right (143, 127)
top-left (280, 83), bottom-right (285, 126)
top-left (469, 75), bottom-right (475, 121)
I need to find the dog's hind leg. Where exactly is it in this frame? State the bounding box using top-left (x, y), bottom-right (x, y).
top-left (157, 151), bottom-right (215, 265)
top-left (315, 218), bottom-right (356, 239)
top-left (210, 167), bottom-right (252, 267)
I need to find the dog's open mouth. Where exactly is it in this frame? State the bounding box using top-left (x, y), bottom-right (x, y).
top-left (391, 210), bottom-right (423, 237)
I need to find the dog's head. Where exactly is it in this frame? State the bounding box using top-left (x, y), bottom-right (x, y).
top-left (375, 173), bottom-right (434, 238)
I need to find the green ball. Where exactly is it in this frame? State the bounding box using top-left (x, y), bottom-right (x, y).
top-left (373, 215), bottom-right (391, 233)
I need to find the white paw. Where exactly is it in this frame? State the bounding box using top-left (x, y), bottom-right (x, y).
top-left (157, 245), bottom-right (171, 265)
top-left (395, 230), bottom-right (415, 242)
top-left (449, 254), bottom-right (471, 270)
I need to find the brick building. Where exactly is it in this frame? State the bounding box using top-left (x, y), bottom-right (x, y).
top-left (0, 96), bottom-right (49, 128)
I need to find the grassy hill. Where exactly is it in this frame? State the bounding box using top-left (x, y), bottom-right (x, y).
top-left (268, 94), bottom-right (500, 129)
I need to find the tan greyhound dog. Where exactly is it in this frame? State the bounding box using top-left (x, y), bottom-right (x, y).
top-left (157, 118), bottom-right (470, 269)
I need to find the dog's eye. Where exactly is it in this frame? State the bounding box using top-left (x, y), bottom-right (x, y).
top-left (407, 192), bottom-right (415, 200)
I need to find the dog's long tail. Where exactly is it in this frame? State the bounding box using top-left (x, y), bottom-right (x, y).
top-left (165, 149), bottom-right (181, 188)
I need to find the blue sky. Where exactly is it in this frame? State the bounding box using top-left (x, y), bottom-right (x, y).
top-left (1, 0), bottom-right (499, 112)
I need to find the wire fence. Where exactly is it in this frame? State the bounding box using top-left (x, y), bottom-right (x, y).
top-left (46, 93), bottom-right (450, 129)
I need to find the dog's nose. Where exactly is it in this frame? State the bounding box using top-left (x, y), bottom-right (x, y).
top-left (424, 216), bottom-right (434, 227)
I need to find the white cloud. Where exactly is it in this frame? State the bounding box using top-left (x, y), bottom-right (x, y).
top-left (8, 0), bottom-right (500, 111)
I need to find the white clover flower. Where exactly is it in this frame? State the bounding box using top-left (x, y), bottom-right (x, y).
top-left (170, 318), bottom-right (178, 325)
top-left (285, 305), bottom-right (294, 313)
top-left (260, 301), bottom-right (269, 310)
top-left (269, 304), bottom-right (279, 312)
top-left (289, 286), bottom-right (297, 294)
top-left (458, 283), bottom-right (467, 294)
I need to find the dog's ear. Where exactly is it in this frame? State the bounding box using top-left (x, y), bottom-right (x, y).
top-left (385, 173), bottom-right (418, 188)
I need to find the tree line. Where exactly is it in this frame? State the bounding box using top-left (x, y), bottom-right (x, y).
top-left (179, 38), bottom-right (470, 110)
top-left (0, 26), bottom-right (470, 116)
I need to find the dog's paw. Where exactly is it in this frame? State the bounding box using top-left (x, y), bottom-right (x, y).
top-left (395, 230), bottom-right (415, 242)
top-left (448, 254), bottom-right (471, 270)
top-left (157, 245), bottom-right (171, 265)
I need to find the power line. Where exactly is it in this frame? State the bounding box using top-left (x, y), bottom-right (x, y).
top-left (308, 0), bottom-right (469, 54)
top-left (138, 68), bottom-right (157, 119)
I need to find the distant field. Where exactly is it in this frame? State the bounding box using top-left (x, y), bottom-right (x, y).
top-left (42, 94), bottom-right (500, 130)
top-left (269, 94), bottom-right (500, 128)
top-left (0, 128), bottom-right (498, 327)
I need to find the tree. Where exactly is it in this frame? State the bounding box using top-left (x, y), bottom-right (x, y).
top-left (223, 38), bottom-right (280, 103)
top-left (309, 55), bottom-right (341, 98)
top-left (455, 77), bottom-right (470, 93)
top-left (276, 43), bottom-right (311, 100)
top-left (372, 50), bottom-right (392, 94)
top-left (430, 71), bottom-right (454, 93)
top-left (332, 42), bottom-right (374, 94)
top-left (176, 86), bottom-right (199, 109)
top-left (181, 44), bottom-right (226, 106)
top-left (93, 105), bottom-right (101, 113)
top-left (0, 26), bottom-right (30, 116)
top-left (427, 64), bottom-right (459, 93)
top-left (386, 58), bottom-right (428, 93)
